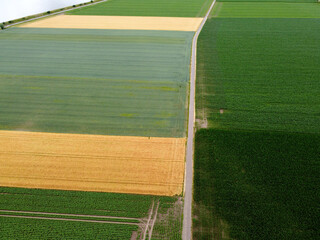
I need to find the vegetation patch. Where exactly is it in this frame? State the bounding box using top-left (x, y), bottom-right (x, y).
top-left (193, 129), bottom-right (320, 240)
top-left (0, 187), bottom-right (182, 239)
top-left (0, 28), bottom-right (193, 137)
top-left (196, 18), bottom-right (320, 134)
top-left (194, 3), bottom-right (320, 240)
top-left (211, 2), bottom-right (320, 18)
top-left (68, 0), bottom-right (212, 17)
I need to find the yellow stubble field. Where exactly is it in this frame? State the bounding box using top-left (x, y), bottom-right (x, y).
top-left (18, 15), bottom-right (203, 31)
top-left (0, 130), bottom-right (186, 196)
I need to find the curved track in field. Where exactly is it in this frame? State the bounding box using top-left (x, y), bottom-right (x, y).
top-left (182, 1), bottom-right (216, 239)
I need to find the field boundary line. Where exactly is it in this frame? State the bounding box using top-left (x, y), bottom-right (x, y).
top-left (4, 0), bottom-right (108, 28)
top-left (182, 0), bottom-right (217, 240)
top-left (0, 214), bottom-right (139, 225)
top-left (0, 210), bottom-right (140, 221)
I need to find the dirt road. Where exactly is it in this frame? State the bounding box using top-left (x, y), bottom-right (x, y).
top-left (182, 1), bottom-right (216, 239)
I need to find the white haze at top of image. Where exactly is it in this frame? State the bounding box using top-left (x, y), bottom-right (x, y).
top-left (1, 0), bottom-right (90, 23)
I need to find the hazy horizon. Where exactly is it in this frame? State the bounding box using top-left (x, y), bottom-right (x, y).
top-left (1, 0), bottom-right (90, 23)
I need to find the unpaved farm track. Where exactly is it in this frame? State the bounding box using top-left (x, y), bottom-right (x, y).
top-left (0, 210), bottom-right (140, 221)
top-left (182, 0), bottom-right (216, 239)
top-left (0, 214), bottom-right (139, 225)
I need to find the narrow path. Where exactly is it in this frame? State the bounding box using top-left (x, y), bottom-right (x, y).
top-left (0, 214), bottom-right (139, 225)
top-left (142, 200), bottom-right (155, 240)
top-left (148, 201), bottom-right (160, 240)
top-left (182, 1), bottom-right (216, 240)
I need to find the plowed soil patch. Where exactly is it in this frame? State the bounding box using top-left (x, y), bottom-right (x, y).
top-left (0, 131), bottom-right (186, 196)
top-left (18, 15), bottom-right (203, 31)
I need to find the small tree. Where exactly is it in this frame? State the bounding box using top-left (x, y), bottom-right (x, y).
top-left (0, 24), bottom-right (4, 30)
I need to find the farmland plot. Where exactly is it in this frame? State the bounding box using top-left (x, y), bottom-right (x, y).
top-left (194, 1), bottom-right (320, 239)
top-left (0, 28), bottom-right (193, 137)
top-left (69, 0), bottom-right (213, 17)
top-left (0, 187), bottom-right (182, 239)
top-left (196, 18), bottom-right (320, 134)
top-left (0, 131), bottom-right (185, 196)
top-left (19, 15), bottom-right (203, 31)
top-left (212, 2), bottom-right (320, 18)
top-left (194, 129), bottom-right (320, 239)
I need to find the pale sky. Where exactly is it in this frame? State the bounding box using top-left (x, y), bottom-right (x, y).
top-left (1, 0), bottom-right (90, 23)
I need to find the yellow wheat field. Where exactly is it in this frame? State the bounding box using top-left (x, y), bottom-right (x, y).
top-left (0, 131), bottom-right (186, 196)
top-left (18, 15), bottom-right (203, 31)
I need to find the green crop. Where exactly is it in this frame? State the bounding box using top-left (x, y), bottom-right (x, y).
top-left (0, 217), bottom-right (137, 239)
top-left (196, 18), bottom-right (320, 134)
top-left (212, 2), bottom-right (320, 18)
top-left (68, 0), bottom-right (212, 17)
top-left (0, 187), bottom-right (153, 218)
top-left (0, 28), bottom-right (193, 137)
top-left (193, 129), bottom-right (320, 239)
top-left (217, 0), bottom-right (317, 2)
top-left (194, 2), bottom-right (320, 239)
top-left (0, 187), bottom-right (182, 239)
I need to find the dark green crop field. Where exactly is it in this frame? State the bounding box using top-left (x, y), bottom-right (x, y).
top-left (194, 129), bottom-right (320, 240)
top-left (196, 18), bottom-right (320, 134)
top-left (0, 28), bottom-right (193, 137)
top-left (194, 2), bottom-right (320, 240)
top-left (69, 0), bottom-right (212, 17)
top-left (212, 2), bottom-right (320, 18)
top-left (0, 187), bottom-right (182, 239)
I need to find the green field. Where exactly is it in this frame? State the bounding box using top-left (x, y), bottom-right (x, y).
top-left (194, 1), bottom-right (320, 240)
top-left (69, 0), bottom-right (212, 17)
top-left (217, 0), bottom-right (317, 2)
top-left (0, 187), bottom-right (182, 239)
top-left (0, 28), bottom-right (193, 137)
top-left (212, 2), bottom-right (320, 18)
top-left (196, 18), bottom-right (320, 133)
top-left (1, 218), bottom-right (137, 240)
top-left (0, 187), bottom-right (152, 217)
top-left (194, 129), bottom-right (320, 240)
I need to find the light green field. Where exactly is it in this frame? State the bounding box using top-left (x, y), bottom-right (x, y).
top-left (0, 28), bottom-right (193, 137)
top-left (69, 0), bottom-right (212, 17)
top-left (211, 2), bottom-right (320, 18)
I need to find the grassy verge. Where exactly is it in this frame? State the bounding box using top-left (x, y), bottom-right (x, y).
top-left (193, 129), bottom-right (320, 240)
